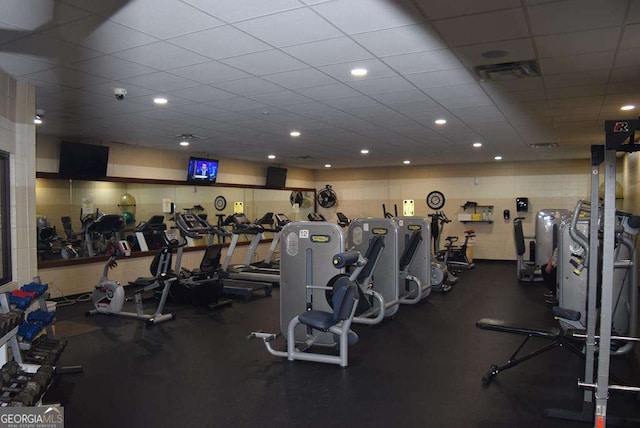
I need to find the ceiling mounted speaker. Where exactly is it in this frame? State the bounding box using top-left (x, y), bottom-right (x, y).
top-left (317, 185), bottom-right (337, 209)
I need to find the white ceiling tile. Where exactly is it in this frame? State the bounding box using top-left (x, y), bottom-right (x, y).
top-left (432, 9), bottom-right (528, 47)
top-left (322, 95), bottom-right (382, 110)
top-left (627, 1), bottom-right (640, 23)
top-left (439, 95), bottom-right (494, 109)
top-left (112, 42), bottom-right (209, 70)
top-left (296, 83), bottom-right (361, 100)
top-left (0, 22), bottom-right (26, 45)
top-left (249, 90), bottom-right (312, 106)
top-left (545, 85), bottom-right (606, 99)
top-left (0, 34), bottom-right (100, 64)
top-left (613, 48), bottom-right (640, 68)
top-left (109, 0), bottom-right (223, 39)
top-left (169, 26), bottom-right (270, 60)
top-left (282, 37), bottom-right (374, 66)
top-left (318, 59), bottom-right (398, 82)
top-left (389, 99), bottom-right (441, 113)
top-left (122, 72), bottom-right (201, 92)
top-left (168, 61), bottom-right (251, 84)
top-left (347, 76), bottom-right (414, 95)
top-left (621, 23), bottom-right (640, 49)
top-left (425, 84), bottom-right (487, 101)
top-left (234, 8), bottom-right (343, 47)
top-left (212, 97), bottom-right (264, 111)
top-left (166, 85), bottom-right (236, 103)
top-left (539, 51), bottom-right (615, 74)
top-left (527, 0), bottom-right (626, 36)
top-left (382, 49), bottom-right (462, 74)
top-left (38, 88), bottom-right (113, 105)
top-left (0, 0), bottom-right (54, 31)
top-left (406, 68), bottom-right (476, 89)
top-left (413, 0), bottom-right (521, 20)
top-left (610, 66), bottom-right (640, 83)
top-left (603, 92), bottom-right (640, 106)
top-left (370, 89), bottom-right (435, 105)
top-left (607, 80), bottom-right (640, 95)
top-left (0, 52), bottom-right (54, 77)
top-left (535, 27), bottom-right (621, 58)
top-left (544, 70), bottom-right (609, 88)
top-left (312, 0), bottom-right (423, 35)
top-left (44, 16), bottom-right (158, 54)
top-left (182, 0), bottom-right (303, 23)
top-left (262, 68), bottom-right (337, 89)
top-left (220, 50), bottom-right (307, 75)
top-left (23, 67), bottom-right (107, 88)
top-left (455, 38), bottom-right (536, 67)
top-left (213, 77), bottom-right (285, 96)
top-left (67, 56), bottom-right (155, 80)
top-left (352, 24), bottom-right (445, 57)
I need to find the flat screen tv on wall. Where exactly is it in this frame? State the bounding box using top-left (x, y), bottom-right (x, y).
top-left (186, 157), bottom-right (219, 184)
top-left (58, 142), bottom-right (109, 179)
top-left (265, 166), bottom-right (287, 189)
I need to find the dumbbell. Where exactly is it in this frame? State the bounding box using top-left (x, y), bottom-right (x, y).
top-left (0, 362), bottom-right (55, 397)
top-left (30, 336), bottom-right (67, 352)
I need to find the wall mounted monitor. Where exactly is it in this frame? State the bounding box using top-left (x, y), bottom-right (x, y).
top-left (58, 141), bottom-right (109, 179)
top-left (265, 166), bottom-right (287, 189)
top-left (187, 157), bottom-right (218, 183)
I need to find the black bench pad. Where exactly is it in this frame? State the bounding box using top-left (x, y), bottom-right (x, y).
top-left (476, 318), bottom-right (560, 339)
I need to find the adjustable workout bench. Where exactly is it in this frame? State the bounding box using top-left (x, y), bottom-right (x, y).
top-left (476, 311), bottom-right (584, 386)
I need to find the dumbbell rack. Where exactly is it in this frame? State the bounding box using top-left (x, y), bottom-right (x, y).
top-left (18, 292), bottom-right (54, 351)
top-left (0, 293), bottom-right (24, 366)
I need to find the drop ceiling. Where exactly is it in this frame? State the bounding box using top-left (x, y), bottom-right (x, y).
top-left (1, 0), bottom-right (639, 169)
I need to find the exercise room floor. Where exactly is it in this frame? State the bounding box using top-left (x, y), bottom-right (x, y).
top-left (44, 261), bottom-right (640, 428)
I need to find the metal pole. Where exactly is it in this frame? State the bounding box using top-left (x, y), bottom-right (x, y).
top-left (594, 149), bottom-right (617, 427)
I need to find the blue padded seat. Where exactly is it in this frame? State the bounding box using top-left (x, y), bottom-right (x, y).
top-left (298, 311), bottom-right (334, 331)
top-left (298, 277), bottom-right (357, 332)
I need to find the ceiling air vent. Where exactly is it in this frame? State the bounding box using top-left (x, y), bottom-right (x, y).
top-left (296, 155), bottom-right (314, 160)
top-left (529, 143), bottom-right (559, 149)
top-left (475, 60), bottom-right (541, 81)
top-left (174, 133), bottom-right (203, 141)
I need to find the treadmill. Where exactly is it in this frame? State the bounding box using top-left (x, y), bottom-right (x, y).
top-left (221, 213), bottom-right (281, 286)
top-left (175, 213), bottom-right (272, 300)
top-left (251, 213), bottom-right (290, 270)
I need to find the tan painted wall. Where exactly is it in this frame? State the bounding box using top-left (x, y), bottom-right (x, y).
top-left (314, 159), bottom-right (592, 261)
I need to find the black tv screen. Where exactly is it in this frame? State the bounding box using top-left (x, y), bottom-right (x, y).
top-left (187, 157), bottom-right (218, 183)
top-left (58, 142), bottom-right (109, 179)
top-left (265, 166), bottom-right (287, 189)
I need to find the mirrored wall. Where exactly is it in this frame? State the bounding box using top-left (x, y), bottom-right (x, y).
top-left (36, 177), bottom-right (316, 264)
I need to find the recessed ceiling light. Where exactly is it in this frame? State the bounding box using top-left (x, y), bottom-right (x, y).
top-left (403, 160), bottom-right (411, 165)
top-left (621, 105), bottom-right (635, 111)
top-left (324, 164), bottom-right (332, 168)
top-left (350, 68), bottom-right (368, 77)
top-left (473, 142), bottom-right (483, 148)
top-left (434, 119), bottom-right (447, 125)
top-left (33, 117), bottom-right (43, 125)
top-left (494, 155), bottom-right (503, 161)
top-left (154, 97), bottom-right (168, 105)
top-left (360, 149), bottom-right (369, 154)
top-left (268, 154), bottom-right (276, 159)
top-left (179, 141), bottom-right (189, 146)
top-left (290, 130), bottom-right (301, 137)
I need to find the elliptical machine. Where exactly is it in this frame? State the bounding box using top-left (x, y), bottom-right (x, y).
top-left (428, 211), bottom-right (457, 289)
top-left (86, 231), bottom-right (183, 324)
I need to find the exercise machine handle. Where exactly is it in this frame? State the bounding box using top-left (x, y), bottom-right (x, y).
top-left (332, 250), bottom-right (361, 269)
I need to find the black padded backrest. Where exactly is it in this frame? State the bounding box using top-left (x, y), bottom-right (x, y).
top-left (399, 231), bottom-right (422, 272)
top-left (357, 236), bottom-right (385, 282)
top-left (514, 219), bottom-right (526, 256)
top-left (150, 247), bottom-right (172, 276)
top-left (199, 245), bottom-right (222, 273)
top-left (332, 283), bottom-right (358, 322)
